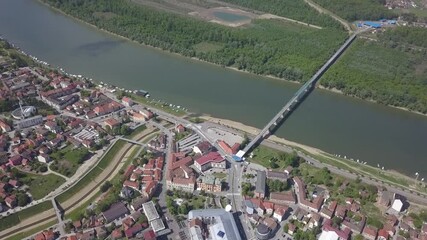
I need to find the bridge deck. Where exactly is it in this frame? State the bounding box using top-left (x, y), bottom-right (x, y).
top-left (242, 34), bottom-right (357, 155)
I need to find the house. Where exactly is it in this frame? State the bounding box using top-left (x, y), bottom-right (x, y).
top-left (143, 181), bottom-right (158, 198)
top-left (378, 228), bottom-right (389, 240)
top-left (254, 170), bottom-right (266, 198)
top-left (263, 201), bottom-right (275, 215)
top-left (143, 230), bottom-right (156, 240)
top-left (270, 191), bottom-right (296, 205)
top-left (193, 141), bottom-right (212, 155)
top-left (102, 202), bottom-right (129, 222)
top-left (244, 198), bottom-right (265, 216)
top-left (335, 205), bottom-right (347, 219)
top-left (73, 220), bottom-right (82, 229)
top-left (197, 175), bottom-right (222, 192)
top-left (111, 229), bottom-right (123, 240)
top-left (194, 151), bottom-right (226, 172)
top-left (8, 179), bottom-right (20, 188)
top-left (5, 195), bottom-right (17, 208)
top-left (320, 201), bottom-right (337, 219)
top-left (284, 166), bottom-right (293, 175)
top-left (217, 140), bottom-right (240, 155)
top-left (273, 205), bottom-right (288, 222)
top-left (266, 170), bottom-right (288, 181)
top-left (104, 118), bottom-right (120, 129)
top-left (121, 97), bottom-right (134, 107)
top-left (308, 213), bottom-right (321, 229)
top-left (391, 199), bottom-right (403, 212)
top-left (125, 224), bottom-right (143, 238)
top-left (175, 124), bottom-right (185, 133)
top-left (166, 153), bottom-right (196, 192)
top-left (123, 180), bottom-right (140, 191)
top-left (80, 229), bottom-right (96, 240)
top-left (8, 155), bottom-right (22, 166)
top-left (37, 153), bottom-right (51, 163)
top-left (363, 226), bottom-right (378, 240)
top-left (130, 196), bottom-right (147, 211)
top-left (0, 119), bottom-right (11, 132)
top-left (321, 219), bottom-right (350, 240)
top-left (294, 177), bottom-right (324, 212)
top-left (288, 223), bottom-right (296, 235)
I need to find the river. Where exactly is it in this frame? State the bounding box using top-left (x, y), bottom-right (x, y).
top-left (1, 0), bottom-right (427, 176)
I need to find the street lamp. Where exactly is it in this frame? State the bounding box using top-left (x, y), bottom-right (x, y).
top-left (415, 172), bottom-right (419, 181)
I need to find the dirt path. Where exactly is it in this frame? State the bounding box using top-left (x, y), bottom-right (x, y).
top-left (258, 13), bottom-right (323, 29)
top-left (303, 0), bottom-right (353, 32)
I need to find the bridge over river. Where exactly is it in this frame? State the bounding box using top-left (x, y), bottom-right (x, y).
top-left (239, 33), bottom-right (357, 157)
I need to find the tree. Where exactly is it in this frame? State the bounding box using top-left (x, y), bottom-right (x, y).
top-left (332, 216), bottom-right (342, 227)
top-left (100, 181), bottom-right (112, 192)
top-left (120, 125), bottom-right (131, 136)
top-left (16, 192), bottom-right (30, 207)
top-left (138, 214), bottom-right (148, 224)
top-left (179, 203), bottom-right (189, 215)
top-left (283, 224), bottom-right (289, 233)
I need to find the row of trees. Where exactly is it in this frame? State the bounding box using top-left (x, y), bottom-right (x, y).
top-left (42, 0), bottom-right (347, 84)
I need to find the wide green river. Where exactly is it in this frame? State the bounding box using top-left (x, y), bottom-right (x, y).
top-left (1, 0), bottom-right (427, 175)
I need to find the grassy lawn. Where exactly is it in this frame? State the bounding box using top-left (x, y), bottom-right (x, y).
top-left (294, 146), bottom-right (417, 193)
top-left (128, 93), bottom-right (187, 117)
top-left (5, 220), bottom-right (57, 240)
top-left (66, 191), bottom-right (102, 221)
top-left (362, 202), bottom-right (385, 228)
top-left (249, 146), bottom-right (294, 170)
top-left (20, 172), bottom-right (66, 200)
top-left (188, 195), bottom-right (206, 210)
top-left (0, 201), bottom-right (53, 231)
top-left (50, 146), bottom-right (91, 177)
top-left (57, 140), bottom-right (126, 203)
top-left (128, 125), bottom-right (147, 139)
top-left (212, 172), bottom-right (227, 180)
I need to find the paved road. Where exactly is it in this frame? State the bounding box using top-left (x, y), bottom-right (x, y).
top-left (203, 121), bottom-right (427, 205)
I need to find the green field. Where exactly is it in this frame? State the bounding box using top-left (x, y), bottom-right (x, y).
top-left (321, 31), bottom-right (427, 114)
top-left (50, 146), bottom-right (90, 177)
top-left (4, 220), bottom-right (57, 240)
top-left (220, 0), bottom-right (342, 28)
top-left (57, 140), bottom-right (127, 203)
top-left (0, 201), bottom-right (53, 232)
top-left (20, 172), bottom-right (66, 200)
top-left (249, 145), bottom-right (298, 170)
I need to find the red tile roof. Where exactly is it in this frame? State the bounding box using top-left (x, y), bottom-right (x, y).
top-left (195, 151), bottom-right (225, 166)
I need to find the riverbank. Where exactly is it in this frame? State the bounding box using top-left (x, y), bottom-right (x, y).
top-left (36, 0), bottom-right (427, 118)
top-left (200, 115), bottom-right (424, 191)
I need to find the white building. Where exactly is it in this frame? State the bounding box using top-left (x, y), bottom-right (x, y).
top-left (391, 199), bottom-right (403, 212)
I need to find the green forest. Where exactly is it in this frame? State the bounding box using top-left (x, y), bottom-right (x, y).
top-left (41, 0), bottom-right (346, 83)
top-left (320, 27), bottom-right (427, 113)
top-left (312, 0), bottom-right (397, 21)
top-left (379, 26), bottom-right (427, 48)
top-left (219, 0), bottom-right (342, 28)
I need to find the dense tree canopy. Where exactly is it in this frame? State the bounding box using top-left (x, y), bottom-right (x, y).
top-left (41, 0), bottom-right (347, 84)
top-left (321, 27), bottom-right (427, 113)
top-left (312, 0), bottom-right (397, 21)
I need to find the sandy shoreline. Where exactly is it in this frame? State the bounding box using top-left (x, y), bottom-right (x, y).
top-left (36, 0), bottom-right (427, 118)
top-left (200, 115), bottom-right (420, 182)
